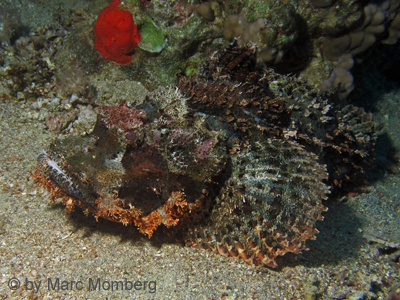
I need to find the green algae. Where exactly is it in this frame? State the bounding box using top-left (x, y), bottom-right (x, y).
top-left (138, 18), bottom-right (166, 53)
top-left (125, 14), bottom-right (220, 89)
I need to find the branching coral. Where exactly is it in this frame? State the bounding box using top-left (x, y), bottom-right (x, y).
top-left (323, 1), bottom-right (400, 61)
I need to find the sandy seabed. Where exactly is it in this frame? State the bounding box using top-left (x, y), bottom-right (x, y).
top-left (0, 84), bottom-right (399, 300)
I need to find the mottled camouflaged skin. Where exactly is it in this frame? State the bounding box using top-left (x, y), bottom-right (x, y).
top-left (33, 43), bottom-right (375, 268)
top-left (183, 138), bottom-right (329, 268)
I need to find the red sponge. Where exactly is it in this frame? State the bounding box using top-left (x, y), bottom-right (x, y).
top-left (94, 0), bottom-right (141, 65)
